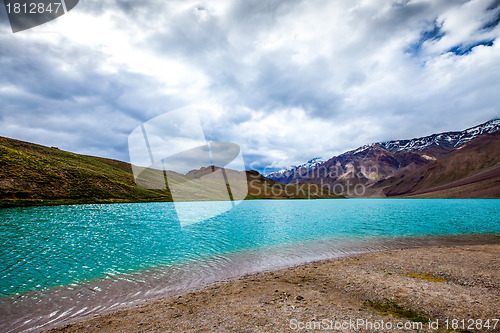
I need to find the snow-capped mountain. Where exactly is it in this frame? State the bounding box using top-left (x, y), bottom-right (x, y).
top-left (376, 118), bottom-right (500, 153)
top-left (266, 157), bottom-right (325, 182)
top-left (268, 157), bottom-right (325, 176)
top-left (266, 118), bottom-right (500, 192)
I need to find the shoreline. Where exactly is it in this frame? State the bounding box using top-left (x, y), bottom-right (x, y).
top-left (2, 197), bottom-right (496, 210)
top-left (0, 197), bottom-right (344, 210)
top-left (47, 239), bottom-right (499, 332)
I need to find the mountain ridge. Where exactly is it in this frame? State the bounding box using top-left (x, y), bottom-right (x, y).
top-left (0, 136), bottom-right (340, 208)
top-left (381, 130), bottom-right (500, 198)
top-left (266, 118), bottom-right (500, 198)
top-left (268, 118), bottom-right (499, 179)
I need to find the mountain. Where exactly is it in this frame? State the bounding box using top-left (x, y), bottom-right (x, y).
top-left (375, 118), bottom-right (500, 155)
top-left (266, 119), bottom-right (500, 198)
top-left (381, 130), bottom-right (500, 198)
top-left (266, 157), bottom-right (325, 183)
top-left (0, 136), bottom-right (340, 208)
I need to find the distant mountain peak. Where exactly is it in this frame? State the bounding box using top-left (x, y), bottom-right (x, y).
top-left (266, 157), bottom-right (325, 177)
top-left (330, 118), bottom-right (500, 158)
top-left (374, 118), bottom-right (500, 153)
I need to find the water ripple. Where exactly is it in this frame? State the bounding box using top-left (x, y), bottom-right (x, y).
top-left (0, 199), bottom-right (499, 332)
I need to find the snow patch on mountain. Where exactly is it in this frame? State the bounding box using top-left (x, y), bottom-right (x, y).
top-left (266, 157), bottom-right (325, 177)
top-left (377, 119), bottom-right (500, 152)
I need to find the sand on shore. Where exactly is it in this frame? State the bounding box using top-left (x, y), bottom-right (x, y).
top-left (49, 244), bottom-right (499, 332)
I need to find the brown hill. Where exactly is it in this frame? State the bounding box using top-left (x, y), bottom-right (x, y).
top-left (381, 131), bottom-right (500, 198)
top-left (269, 145), bottom-right (437, 197)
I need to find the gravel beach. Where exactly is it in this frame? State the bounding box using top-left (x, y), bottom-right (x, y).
top-left (48, 242), bottom-right (499, 332)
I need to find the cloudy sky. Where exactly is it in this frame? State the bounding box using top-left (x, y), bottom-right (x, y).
top-left (0, 0), bottom-right (499, 172)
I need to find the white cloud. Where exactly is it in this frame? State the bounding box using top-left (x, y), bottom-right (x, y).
top-left (0, 0), bottom-right (499, 171)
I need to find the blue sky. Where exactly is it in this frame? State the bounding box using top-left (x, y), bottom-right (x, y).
top-left (0, 0), bottom-right (499, 172)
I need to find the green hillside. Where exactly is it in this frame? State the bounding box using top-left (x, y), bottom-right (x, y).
top-left (0, 136), bottom-right (174, 207)
top-left (0, 137), bottom-right (340, 208)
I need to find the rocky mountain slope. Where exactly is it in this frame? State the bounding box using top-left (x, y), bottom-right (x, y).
top-left (267, 157), bottom-right (326, 183)
top-left (381, 130), bottom-right (500, 198)
top-left (266, 119), bottom-right (500, 198)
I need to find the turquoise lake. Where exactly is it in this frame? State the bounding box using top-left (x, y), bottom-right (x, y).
top-left (0, 199), bottom-right (499, 332)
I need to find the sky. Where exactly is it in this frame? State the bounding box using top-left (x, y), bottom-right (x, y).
top-left (0, 0), bottom-right (499, 173)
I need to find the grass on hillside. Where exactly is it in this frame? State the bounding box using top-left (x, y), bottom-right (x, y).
top-left (0, 137), bottom-right (341, 208)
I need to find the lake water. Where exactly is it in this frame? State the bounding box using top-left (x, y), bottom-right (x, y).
top-left (0, 199), bottom-right (499, 332)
